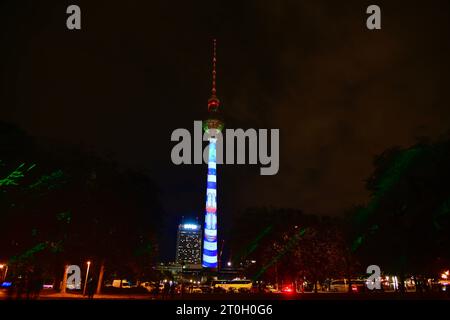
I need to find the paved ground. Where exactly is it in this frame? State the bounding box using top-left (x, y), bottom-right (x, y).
top-left (1, 289), bottom-right (449, 300)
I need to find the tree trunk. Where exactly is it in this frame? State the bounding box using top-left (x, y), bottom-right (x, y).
top-left (275, 264), bottom-right (278, 291)
top-left (96, 261), bottom-right (105, 294)
top-left (61, 265), bottom-right (69, 293)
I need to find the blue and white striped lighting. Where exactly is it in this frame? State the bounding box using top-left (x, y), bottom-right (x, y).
top-left (202, 138), bottom-right (218, 268)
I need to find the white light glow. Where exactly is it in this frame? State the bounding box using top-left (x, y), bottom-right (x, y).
top-left (183, 224), bottom-right (199, 230)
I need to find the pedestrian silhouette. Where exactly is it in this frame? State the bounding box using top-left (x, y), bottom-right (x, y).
top-left (87, 277), bottom-right (96, 299)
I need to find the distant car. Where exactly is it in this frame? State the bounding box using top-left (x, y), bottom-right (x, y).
top-left (432, 279), bottom-right (450, 292)
top-left (199, 285), bottom-right (212, 294)
top-left (263, 285), bottom-right (278, 293)
top-left (350, 279), bottom-right (367, 293)
top-left (140, 282), bottom-right (156, 292)
top-left (191, 286), bottom-right (203, 293)
top-left (330, 279), bottom-right (367, 293)
top-left (330, 279), bottom-right (348, 292)
top-left (211, 279), bottom-right (253, 293)
top-left (440, 280), bottom-right (449, 292)
top-left (112, 279), bottom-right (131, 288)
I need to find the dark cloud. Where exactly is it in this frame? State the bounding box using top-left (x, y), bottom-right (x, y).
top-left (1, 1), bottom-right (450, 258)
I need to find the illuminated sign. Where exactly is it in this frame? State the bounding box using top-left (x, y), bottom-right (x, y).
top-left (183, 224), bottom-right (199, 230)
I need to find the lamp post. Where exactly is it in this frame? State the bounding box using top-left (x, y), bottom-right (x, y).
top-left (0, 264), bottom-right (8, 282)
top-left (83, 261), bottom-right (91, 296)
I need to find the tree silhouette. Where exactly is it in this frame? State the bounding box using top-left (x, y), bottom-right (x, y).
top-left (351, 138), bottom-right (450, 281)
top-left (0, 122), bottom-right (163, 286)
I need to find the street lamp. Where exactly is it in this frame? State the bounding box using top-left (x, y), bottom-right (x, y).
top-left (0, 264), bottom-right (8, 282)
top-left (83, 261), bottom-right (91, 296)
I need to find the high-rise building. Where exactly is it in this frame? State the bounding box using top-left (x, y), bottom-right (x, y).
top-left (175, 222), bottom-right (202, 266)
top-left (202, 39), bottom-right (224, 269)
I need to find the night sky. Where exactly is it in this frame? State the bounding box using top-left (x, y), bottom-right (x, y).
top-left (1, 1), bottom-right (450, 260)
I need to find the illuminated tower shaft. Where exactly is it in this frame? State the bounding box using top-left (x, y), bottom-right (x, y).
top-left (202, 39), bottom-right (223, 269)
top-left (202, 137), bottom-right (218, 268)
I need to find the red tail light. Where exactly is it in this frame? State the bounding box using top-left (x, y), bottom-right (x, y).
top-left (282, 286), bottom-right (294, 293)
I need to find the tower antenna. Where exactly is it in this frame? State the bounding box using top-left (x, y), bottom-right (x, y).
top-left (212, 38), bottom-right (217, 98)
top-left (208, 39), bottom-right (220, 111)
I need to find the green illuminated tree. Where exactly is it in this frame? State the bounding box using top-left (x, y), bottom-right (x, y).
top-left (351, 138), bottom-right (450, 280)
top-left (0, 122), bottom-right (162, 287)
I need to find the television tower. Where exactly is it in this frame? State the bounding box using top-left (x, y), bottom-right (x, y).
top-left (202, 39), bottom-right (224, 269)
